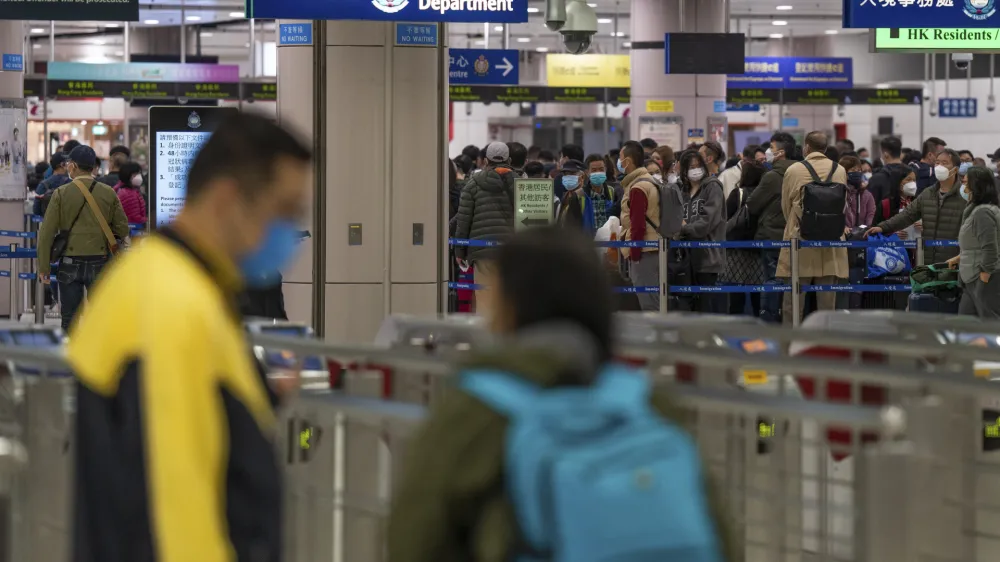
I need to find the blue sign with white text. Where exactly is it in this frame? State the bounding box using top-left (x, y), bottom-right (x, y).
top-left (713, 100), bottom-right (727, 113)
top-left (845, 0), bottom-right (1000, 29)
top-left (449, 48), bottom-right (519, 85)
top-left (939, 97), bottom-right (978, 117)
top-left (782, 117), bottom-right (800, 128)
top-left (246, 0), bottom-right (528, 23)
top-left (278, 23), bottom-right (313, 46)
top-left (728, 57), bottom-right (853, 90)
top-left (1, 54), bottom-right (23, 73)
top-left (727, 102), bottom-right (761, 112)
top-left (395, 23), bottom-right (438, 45)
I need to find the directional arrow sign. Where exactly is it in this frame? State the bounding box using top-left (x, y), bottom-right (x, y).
top-left (449, 48), bottom-right (520, 85)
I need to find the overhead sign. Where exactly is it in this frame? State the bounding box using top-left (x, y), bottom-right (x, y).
top-left (1, 55), bottom-right (23, 73)
top-left (782, 117), bottom-right (800, 128)
top-left (873, 27), bottom-right (1000, 51)
top-left (727, 88), bottom-right (783, 104)
top-left (665, 33), bottom-right (745, 75)
top-left (278, 23), bottom-right (313, 46)
top-left (395, 22), bottom-right (438, 46)
top-left (0, 0), bottom-right (138, 21)
top-left (243, 82), bottom-right (278, 102)
top-left (48, 62), bottom-right (240, 83)
top-left (246, 0), bottom-right (528, 22)
top-left (728, 57), bottom-right (853, 90)
top-left (449, 48), bottom-right (518, 85)
top-left (845, 0), bottom-right (1000, 29)
top-left (515, 178), bottom-right (554, 230)
top-left (724, 87), bottom-right (922, 106)
top-left (22, 76), bottom-right (275, 102)
top-left (727, 102), bottom-right (760, 111)
top-left (546, 54), bottom-right (630, 88)
top-left (939, 97), bottom-right (978, 117)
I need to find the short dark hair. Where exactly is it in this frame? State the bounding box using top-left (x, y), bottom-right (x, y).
top-left (839, 155), bottom-right (862, 171)
top-left (462, 145), bottom-right (480, 162)
top-left (753, 145), bottom-right (766, 157)
top-left (527, 145), bottom-right (541, 159)
top-left (62, 140), bottom-right (81, 154)
top-left (939, 148), bottom-right (961, 167)
top-left (702, 141), bottom-right (725, 163)
top-left (959, 149), bottom-right (974, 159)
top-left (507, 142), bottom-right (528, 169)
top-left (453, 154), bottom-right (474, 176)
top-left (524, 161), bottom-right (545, 177)
top-left (678, 149), bottom-right (708, 187)
top-left (560, 144), bottom-right (584, 163)
top-left (639, 138), bottom-right (658, 151)
top-left (186, 112), bottom-right (311, 203)
top-left (967, 166), bottom-right (1000, 207)
top-left (858, 147), bottom-right (869, 155)
top-left (837, 138), bottom-right (855, 151)
top-left (585, 153), bottom-right (606, 167)
top-left (742, 144), bottom-right (758, 159)
top-left (620, 140), bottom-right (644, 171)
top-left (109, 145), bottom-right (130, 158)
top-left (922, 136), bottom-right (946, 157)
top-left (538, 150), bottom-right (556, 163)
top-left (119, 161), bottom-right (142, 186)
top-left (770, 132), bottom-right (796, 159)
top-left (724, 156), bottom-right (741, 170)
top-left (880, 136), bottom-right (902, 159)
top-left (805, 131), bottom-right (830, 154)
top-left (740, 160), bottom-right (767, 189)
top-left (494, 226), bottom-right (613, 364)
top-left (824, 146), bottom-right (840, 162)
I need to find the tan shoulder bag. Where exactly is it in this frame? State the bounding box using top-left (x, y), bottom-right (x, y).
top-left (73, 180), bottom-right (119, 256)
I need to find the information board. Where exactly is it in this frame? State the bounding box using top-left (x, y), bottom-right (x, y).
top-left (728, 57), bottom-right (853, 90)
top-left (546, 54), bottom-right (630, 88)
top-left (246, 0), bottom-right (529, 23)
top-left (149, 106), bottom-right (239, 227)
top-left (873, 27), bottom-right (1000, 52)
top-left (0, 99), bottom-right (27, 201)
top-left (665, 33), bottom-right (745, 75)
top-left (638, 116), bottom-right (683, 153)
top-left (515, 178), bottom-right (554, 230)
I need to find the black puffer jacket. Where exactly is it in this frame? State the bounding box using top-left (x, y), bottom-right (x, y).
top-left (746, 159), bottom-right (791, 241)
top-left (454, 165), bottom-right (517, 262)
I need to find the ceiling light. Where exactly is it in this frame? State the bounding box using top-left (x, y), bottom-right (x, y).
top-left (769, 33), bottom-right (783, 39)
top-left (494, 25), bottom-right (503, 31)
top-left (613, 31), bottom-right (625, 37)
top-left (587, 2), bottom-right (597, 6)
top-left (114, 51), bottom-right (124, 56)
top-left (776, 4), bottom-right (793, 10)
top-left (104, 23), bottom-right (120, 28)
top-left (876, 83), bottom-right (891, 89)
top-left (143, 19), bottom-right (159, 25)
top-left (32, 44), bottom-right (39, 49)
top-left (186, 15), bottom-right (201, 21)
top-left (30, 28), bottom-right (45, 34)
top-left (474, 39), bottom-right (486, 45)
top-left (517, 37), bottom-right (531, 42)
top-left (91, 39), bottom-right (105, 45)
top-left (597, 18), bottom-right (612, 23)
top-left (201, 32), bottom-right (214, 37)
top-left (527, 7), bottom-right (539, 12)
top-left (622, 41), bottom-right (632, 48)
top-left (825, 29), bottom-right (839, 35)
top-left (536, 46), bottom-right (549, 52)
top-left (772, 20), bottom-right (787, 26)
top-left (229, 11), bottom-right (245, 17)
top-left (80, 120), bottom-right (87, 125)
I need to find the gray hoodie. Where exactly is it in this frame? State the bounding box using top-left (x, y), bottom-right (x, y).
top-left (680, 176), bottom-right (727, 274)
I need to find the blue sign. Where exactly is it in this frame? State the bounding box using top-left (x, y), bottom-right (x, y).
top-left (845, 0), bottom-right (1000, 29)
top-left (449, 48), bottom-right (519, 85)
top-left (727, 102), bottom-right (760, 112)
top-left (728, 57), bottom-right (853, 90)
top-left (278, 23), bottom-right (313, 46)
top-left (713, 100), bottom-right (727, 113)
top-left (939, 97), bottom-right (978, 117)
top-left (246, 0), bottom-right (528, 23)
top-left (782, 117), bottom-right (800, 128)
top-left (395, 22), bottom-right (438, 46)
top-left (688, 128), bottom-right (705, 141)
top-left (1, 54), bottom-right (23, 73)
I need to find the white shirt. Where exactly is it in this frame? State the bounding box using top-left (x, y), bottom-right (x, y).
top-left (718, 161), bottom-right (743, 201)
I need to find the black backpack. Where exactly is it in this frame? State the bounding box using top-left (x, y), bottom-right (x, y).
top-left (799, 161), bottom-right (847, 241)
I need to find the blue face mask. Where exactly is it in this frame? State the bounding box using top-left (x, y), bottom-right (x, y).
top-left (561, 175), bottom-right (580, 190)
top-left (589, 172), bottom-right (607, 186)
top-left (240, 220), bottom-right (303, 288)
top-left (961, 186), bottom-right (971, 201)
top-left (959, 162), bottom-right (973, 176)
top-left (847, 171), bottom-right (865, 188)
top-left (616, 159), bottom-right (625, 174)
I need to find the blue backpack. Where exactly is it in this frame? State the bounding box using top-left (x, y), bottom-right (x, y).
top-left (461, 365), bottom-right (723, 562)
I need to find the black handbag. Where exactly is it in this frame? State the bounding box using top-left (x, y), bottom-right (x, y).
top-left (50, 180), bottom-right (93, 262)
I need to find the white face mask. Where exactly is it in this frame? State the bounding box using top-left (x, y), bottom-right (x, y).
top-left (902, 181), bottom-right (917, 197)
top-left (934, 164), bottom-right (952, 181)
top-left (863, 172), bottom-right (873, 182)
top-left (765, 148), bottom-right (775, 163)
top-left (652, 173), bottom-right (663, 182)
top-left (130, 175), bottom-right (143, 188)
top-left (687, 168), bottom-right (706, 182)
top-left (666, 173), bottom-right (679, 185)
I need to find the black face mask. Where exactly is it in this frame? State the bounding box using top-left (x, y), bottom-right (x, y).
top-left (847, 171), bottom-right (865, 189)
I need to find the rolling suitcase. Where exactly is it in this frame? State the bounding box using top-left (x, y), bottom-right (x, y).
top-left (908, 291), bottom-right (960, 314)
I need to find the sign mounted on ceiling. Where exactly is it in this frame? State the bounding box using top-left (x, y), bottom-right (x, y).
top-left (545, 54), bottom-right (630, 88)
top-left (872, 27), bottom-right (1000, 51)
top-left (727, 57), bottom-right (853, 90)
top-left (450, 49), bottom-right (519, 85)
top-left (48, 62), bottom-right (240, 83)
top-left (0, 0), bottom-right (138, 21)
top-left (845, 0), bottom-right (1000, 29)
top-left (245, 0), bottom-right (528, 22)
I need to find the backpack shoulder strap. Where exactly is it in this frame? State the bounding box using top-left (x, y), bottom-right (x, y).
top-left (799, 160), bottom-right (822, 183)
top-left (460, 370), bottom-right (539, 419)
top-left (825, 163), bottom-right (839, 183)
top-left (594, 365), bottom-right (651, 412)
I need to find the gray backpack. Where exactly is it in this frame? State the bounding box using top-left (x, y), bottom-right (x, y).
top-left (641, 179), bottom-right (685, 238)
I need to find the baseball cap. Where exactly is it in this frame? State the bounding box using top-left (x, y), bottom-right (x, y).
top-left (67, 145), bottom-right (97, 169)
top-left (990, 148), bottom-right (1000, 162)
top-left (49, 152), bottom-right (68, 170)
top-left (485, 142), bottom-right (509, 164)
top-left (560, 159), bottom-right (586, 174)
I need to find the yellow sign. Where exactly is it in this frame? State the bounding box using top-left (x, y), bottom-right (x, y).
top-left (975, 368), bottom-right (992, 379)
top-left (546, 54), bottom-right (630, 88)
top-left (645, 100), bottom-right (675, 113)
top-left (742, 370), bottom-right (768, 385)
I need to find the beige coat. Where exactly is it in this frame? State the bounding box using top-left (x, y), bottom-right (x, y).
top-left (776, 152), bottom-right (850, 279)
top-left (619, 167), bottom-right (660, 256)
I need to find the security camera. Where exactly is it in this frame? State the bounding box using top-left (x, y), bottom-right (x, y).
top-left (989, 94), bottom-right (997, 112)
top-left (923, 87), bottom-right (931, 102)
top-left (560, 0), bottom-right (597, 54)
top-left (545, 0), bottom-right (566, 31)
top-left (759, 106), bottom-right (767, 118)
top-left (837, 105), bottom-right (846, 118)
top-left (953, 53), bottom-right (973, 71)
top-left (929, 103), bottom-right (938, 117)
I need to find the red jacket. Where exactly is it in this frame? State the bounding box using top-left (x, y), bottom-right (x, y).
top-left (114, 184), bottom-right (147, 225)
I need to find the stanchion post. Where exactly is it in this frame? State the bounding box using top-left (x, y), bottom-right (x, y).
top-left (8, 244), bottom-right (16, 322)
top-left (790, 238), bottom-right (801, 327)
top-left (658, 238), bottom-right (668, 314)
top-left (916, 235), bottom-right (925, 266)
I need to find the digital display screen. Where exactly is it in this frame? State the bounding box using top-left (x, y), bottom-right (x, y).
top-left (154, 131), bottom-right (211, 228)
top-left (10, 331), bottom-right (59, 347)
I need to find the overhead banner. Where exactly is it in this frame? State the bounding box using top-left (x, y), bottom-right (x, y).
top-left (0, 100), bottom-right (27, 201)
top-left (728, 57), bottom-right (853, 90)
top-left (0, 0), bottom-right (138, 21)
top-left (245, 0), bottom-right (529, 22)
top-left (845, 0), bottom-right (1000, 29)
top-left (32, 64), bottom-right (269, 102)
top-left (733, 88), bottom-right (923, 106)
top-left (546, 54), bottom-right (630, 88)
top-left (449, 48), bottom-right (519, 85)
top-left (449, 85), bottom-right (622, 103)
top-left (873, 27), bottom-right (1000, 51)
top-left (48, 62), bottom-right (240, 83)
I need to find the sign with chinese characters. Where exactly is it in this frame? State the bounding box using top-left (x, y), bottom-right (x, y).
top-left (726, 102), bottom-right (761, 111)
top-left (845, 0), bottom-right (1000, 30)
top-left (645, 100), bottom-right (675, 113)
top-left (1, 55), bottom-right (23, 73)
top-left (515, 178), bottom-right (554, 230)
top-left (177, 82), bottom-right (241, 100)
top-left (243, 82), bottom-right (278, 102)
top-left (726, 88), bottom-right (782, 104)
top-left (939, 97), bottom-right (978, 117)
top-left (548, 87), bottom-right (603, 102)
top-left (728, 57), bottom-right (853, 89)
top-left (449, 48), bottom-right (518, 85)
top-left (448, 85), bottom-right (545, 103)
top-left (546, 54), bottom-right (630, 88)
top-left (48, 62), bottom-right (240, 83)
top-left (784, 88), bottom-right (923, 105)
top-left (687, 128), bottom-right (706, 144)
top-left (638, 115), bottom-right (683, 151)
top-left (246, 0), bottom-right (528, 23)
top-left (873, 27), bottom-right (1000, 51)
top-left (278, 23), bottom-right (313, 46)
top-left (395, 22), bottom-right (438, 46)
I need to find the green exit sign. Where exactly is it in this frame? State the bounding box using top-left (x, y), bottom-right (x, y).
top-left (873, 28), bottom-right (1000, 52)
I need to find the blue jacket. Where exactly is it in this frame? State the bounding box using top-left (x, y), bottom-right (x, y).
top-left (34, 173), bottom-right (71, 216)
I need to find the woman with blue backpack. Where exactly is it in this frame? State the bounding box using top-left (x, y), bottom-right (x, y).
top-left (387, 227), bottom-right (734, 562)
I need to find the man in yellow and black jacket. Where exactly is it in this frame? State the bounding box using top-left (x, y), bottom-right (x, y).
top-left (67, 113), bottom-right (311, 562)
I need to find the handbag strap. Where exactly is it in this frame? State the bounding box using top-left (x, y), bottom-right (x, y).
top-left (73, 179), bottom-right (117, 255)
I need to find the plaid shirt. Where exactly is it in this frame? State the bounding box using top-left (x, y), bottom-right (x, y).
top-left (590, 185), bottom-right (613, 231)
